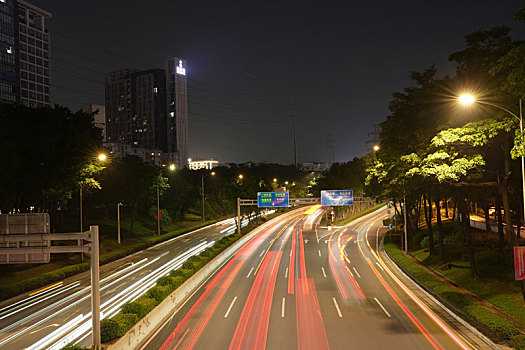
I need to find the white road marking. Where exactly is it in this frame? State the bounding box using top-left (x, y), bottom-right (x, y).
top-left (374, 298), bottom-right (391, 318)
top-left (318, 250), bottom-right (322, 257)
top-left (224, 296), bottom-right (238, 318)
top-left (281, 297), bottom-right (286, 318)
top-left (290, 249), bottom-right (293, 257)
top-left (332, 297), bottom-right (343, 317)
top-left (246, 267), bottom-right (254, 278)
top-left (353, 267), bottom-right (361, 278)
top-left (260, 250), bottom-right (265, 257)
top-left (285, 267), bottom-right (289, 278)
top-left (345, 266), bottom-right (354, 277)
top-left (322, 267), bottom-right (327, 278)
top-left (376, 262), bottom-right (384, 271)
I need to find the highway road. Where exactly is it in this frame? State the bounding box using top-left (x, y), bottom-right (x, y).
top-left (142, 205), bottom-right (490, 350)
top-left (0, 215), bottom-right (263, 349)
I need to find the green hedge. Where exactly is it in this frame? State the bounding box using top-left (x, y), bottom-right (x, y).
top-left (101, 232), bottom-right (245, 343)
top-left (384, 242), bottom-right (525, 349)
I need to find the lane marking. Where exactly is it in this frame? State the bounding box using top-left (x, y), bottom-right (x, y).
top-left (353, 267), bottom-right (361, 278)
top-left (376, 262), bottom-right (384, 271)
top-left (29, 282), bottom-right (63, 297)
top-left (374, 297), bottom-right (391, 318)
top-left (345, 266), bottom-right (354, 277)
top-left (321, 267), bottom-right (327, 278)
top-left (290, 249), bottom-right (292, 257)
top-left (260, 250), bottom-right (265, 257)
top-left (224, 296), bottom-right (238, 318)
top-left (281, 297), bottom-right (286, 318)
top-left (332, 297), bottom-right (343, 317)
top-left (318, 250), bottom-right (321, 257)
top-left (246, 267), bottom-right (254, 278)
top-left (285, 267), bottom-right (289, 278)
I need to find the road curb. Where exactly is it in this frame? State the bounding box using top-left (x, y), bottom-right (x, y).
top-left (380, 239), bottom-right (501, 350)
top-left (105, 207), bottom-right (306, 350)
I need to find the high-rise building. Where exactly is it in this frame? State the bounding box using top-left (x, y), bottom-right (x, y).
top-left (0, 0), bottom-right (51, 107)
top-left (131, 68), bottom-right (167, 151)
top-left (165, 57), bottom-right (188, 167)
top-left (0, 0), bottom-right (19, 103)
top-left (104, 57), bottom-right (189, 168)
top-left (105, 68), bottom-right (136, 145)
top-left (17, 0), bottom-right (51, 107)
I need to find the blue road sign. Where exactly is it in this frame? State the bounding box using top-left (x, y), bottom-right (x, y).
top-left (321, 190), bottom-right (354, 206)
top-left (257, 192), bottom-right (289, 208)
top-left (388, 223), bottom-right (393, 230)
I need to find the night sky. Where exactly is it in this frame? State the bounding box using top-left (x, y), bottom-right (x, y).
top-left (34, 1), bottom-right (525, 164)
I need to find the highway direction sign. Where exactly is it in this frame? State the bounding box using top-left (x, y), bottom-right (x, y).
top-left (321, 190), bottom-right (354, 206)
top-left (257, 192), bottom-right (289, 208)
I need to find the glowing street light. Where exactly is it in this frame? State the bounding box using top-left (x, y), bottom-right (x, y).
top-left (238, 174), bottom-right (244, 180)
top-left (169, 164), bottom-right (176, 171)
top-left (458, 94), bottom-right (476, 105)
top-left (373, 145), bottom-right (380, 151)
top-left (97, 153), bottom-right (107, 162)
top-left (273, 178), bottom-right (277, 182)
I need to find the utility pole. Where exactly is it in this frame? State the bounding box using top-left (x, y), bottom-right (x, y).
top-left (156, 185), bottom-right (161, 236)
top-left (291, 91), bottom-right (297, 167)
top-left (202, 173), bottom-right (205, 222)
top-left (327, 134), bottom-right (335, 165)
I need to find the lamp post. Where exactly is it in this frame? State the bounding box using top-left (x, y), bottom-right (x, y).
top-left (458, 94), bottom-right (524, 235)
top-left (201, 171), bottom-right (216, 222)
top-left (117, 203), bottom-right (122, 244)
top-left (156, 164), bottom-right (176, 236)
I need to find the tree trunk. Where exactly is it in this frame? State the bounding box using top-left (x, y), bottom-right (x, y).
top-left (495, 195), bottom-right (505, 247)
top-left (423, 193), bottom-right (435, 256)
top-left (434, 191), bottom-right (445, 267)
top-left (459, 197), bottom-right (478, 279)
top-left (444, 199), bottom-right (449, 218)
top-left (484, 202), bottom-right (491, 233)
top-left (452, 200), bottom-right (457, 220)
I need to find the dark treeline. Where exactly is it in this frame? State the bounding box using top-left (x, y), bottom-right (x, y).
top-left (0, 102), bottom-right (311, 232)
top-left (363, 6), bottom-right (525, 299)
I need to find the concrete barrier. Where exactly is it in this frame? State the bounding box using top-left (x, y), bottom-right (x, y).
top-left (106, 206), bottom-right (308, 350)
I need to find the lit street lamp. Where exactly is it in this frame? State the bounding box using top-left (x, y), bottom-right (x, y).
top-left (458, 94), bottom-right (524, 233)
top-left (201, 171), bottom-right (216, 222)
top-left (373, 145), bottom-right (380, 151)
top-left (156, 164), bottom-right (176, 236)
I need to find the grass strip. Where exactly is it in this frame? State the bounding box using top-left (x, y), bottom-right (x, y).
top-left (384, 242), bottom-right (525, 349)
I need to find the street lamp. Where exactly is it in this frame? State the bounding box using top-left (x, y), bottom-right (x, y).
top-left (238, 174), bottom-right (244, 180)
top-left (273, 178), bottom-right (277, 182)
top-left (201, 171), bottom-right (216, 222)
top-left (117, 203), bottom-right (123, 244)
top-left (156, 164), bottom-right (176, 236)
top-left (458, 93), bottom-right (524, 234)
top-left (373, 145), bottom-right (380, 151)
top-left (97, 153), bottom-right (107, 162)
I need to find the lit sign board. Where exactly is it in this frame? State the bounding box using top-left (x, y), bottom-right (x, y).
top-left (176, 60), bottom-right (186, 75)
top-left (257, 192), bottom-right (289, 208)
top-left (321, 190), bottom-right (354, 206)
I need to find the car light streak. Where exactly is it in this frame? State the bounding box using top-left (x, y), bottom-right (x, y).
top-left (26, 314), bottom-right (84, 350)
top-left (29, 282), bottom-right (64, 297)
top-left (229, 251), bottom-right (282, 350)
top-left (363, 221), bottom-right (471, 350)
top-left (9, 242), bottom-right (211, 349)
top-left (55, 242), bottom-right (214, 349)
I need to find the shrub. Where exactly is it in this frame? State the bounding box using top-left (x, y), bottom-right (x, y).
top-left (147, 285), bottom-right (171, 303)
top-left (100, 318), bottom-right (120, 343)
top-left (121, 297), bottom-right (157, 319)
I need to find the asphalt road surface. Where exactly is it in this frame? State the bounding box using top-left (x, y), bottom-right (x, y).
top-left (0, 215), bottom-right (259, 349)
top-left (142, 205), bottom-right (487, 350)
